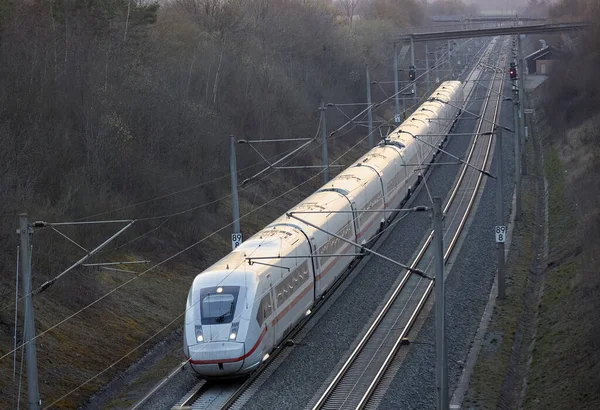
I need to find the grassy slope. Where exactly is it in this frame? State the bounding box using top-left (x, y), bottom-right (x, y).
top-left (0, 175), bottom-right (316, 409)
top-left (524, 114), bottom-right (600, 409)
top-left (464, 89), bottom-right (600, 409)
top-left (462, 99), bottom-right (539, 409)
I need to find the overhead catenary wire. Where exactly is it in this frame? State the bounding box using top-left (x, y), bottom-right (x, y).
top-left (7, 40), bottom-right (494, 406)
top-left (13, 246), bottom-right (19, 379)
top-left (7, 110), bottom-right (398, 409)
top-left (0, 118), bottom-right (381, 362)
top-left (1, 117), bottom-right (331, 315)
top-left (40, 89), bottom-right (487, 410)
top-left (0, 143), bottom-right (319, 314)
top-left (106, 142), bottom-right (315, 245)
top-left (8, 39), bottom-right (487, 316)
top-left (41, 311), bottom-right (186, 410)
top-left (73, 142), bottom-right (311, 222)
top-left (0, 171), bottom-right (320, 362)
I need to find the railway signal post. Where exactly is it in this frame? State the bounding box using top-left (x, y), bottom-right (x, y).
top-left (320, 103), bottom-right (329, 183)
top-left (394, 42), bottom-right (401, 123)
top-left (411, 36), bottom-right (417, 106)
top-left (512, 85), bottom-right (522, 219)
top-left (366, 65), bottom-right (374, 148)
top-left (495, 129), bottom-right (506, 300)
top-left (517, 35), bottom-right (527, 176)
top-left (18, 213), bottom-right (41, 410)
top-left (425, 43), bottom-right (430, 88)
top-left (230, 136), bottom-right (242, 249)
top-left (433, 197), bottom-right (449, 410)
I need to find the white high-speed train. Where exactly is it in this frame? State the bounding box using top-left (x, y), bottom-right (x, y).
top-left (183, 81), bottom-right (464, 377)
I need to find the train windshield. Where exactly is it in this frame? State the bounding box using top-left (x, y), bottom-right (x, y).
top-left (199, 286), bottom-right (240, 325)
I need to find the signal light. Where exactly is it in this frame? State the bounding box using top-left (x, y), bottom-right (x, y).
top-left (409, 66), bottom-right (416, 81)
top-left (509, 63), bottom-right (517, 80)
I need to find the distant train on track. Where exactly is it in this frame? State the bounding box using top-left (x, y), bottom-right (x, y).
top-left (183, 81), bottom-right (465, 377)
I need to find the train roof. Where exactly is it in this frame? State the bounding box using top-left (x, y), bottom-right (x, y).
top-left (192, 225), bottom-right (308, 290)
top-left (430, 81), bottom-right (462, 103)
top-left (319, 164), bottom-right (379, 197)
top-left (346, 144), bottom-right (403, 174)
top-left (268, 189), bottom-right (354, 249)
top-left (386, 80), bottom-right (462, 144)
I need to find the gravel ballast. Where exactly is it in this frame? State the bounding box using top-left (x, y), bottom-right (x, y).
top-left (365, 72), bottom-right (516, 410)
top-left (239, 59), bottom-right (511, 409)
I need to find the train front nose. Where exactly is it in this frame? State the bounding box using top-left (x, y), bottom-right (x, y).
top-left (188, 341), bottom-right (246, 376)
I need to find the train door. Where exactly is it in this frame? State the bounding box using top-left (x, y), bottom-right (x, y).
top-left (398, 152), bottom-right (412, 202)
top-left (266, 273), bottom-right (277, 348)
top-left (351, 201), bottom-right (360, 252)
top-left (309, 237), bottom-right (320, 301)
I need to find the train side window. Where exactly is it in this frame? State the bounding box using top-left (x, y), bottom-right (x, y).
top-left (257, 305), bottom-right (264, 327)
top-left (257, 294), bottom-right (272, 327)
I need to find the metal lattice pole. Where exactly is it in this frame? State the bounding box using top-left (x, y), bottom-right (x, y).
top-left (230, 136), bottom-right (241, 249)
top-left (320, 103), bottom-right (329, 183)
top-left (366, 65), bottom-right (374, 148)
top-left (411, 36), bottom-right (417, 106)
top-left (19, 214), bottom-right (40, 410)
top-left (513, 86), bottom-right (522, 219)
top-left (433, 198), bottom-right (448, 410)
top-left (394, 42), bottom-right (400, 123)
top-left (496, 129), bottom-right (506, 300)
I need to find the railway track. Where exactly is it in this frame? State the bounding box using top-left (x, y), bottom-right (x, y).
top-left (135, 37), bottom-right (504, 410)
top-left (170, 379), bottom-right (243, 410)
top-left (308, 37), bottom-right (511, 410)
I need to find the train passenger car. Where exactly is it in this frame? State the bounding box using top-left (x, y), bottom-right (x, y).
top-left (345, 145), bottom-right (406, 221)
top-left (319, 165), bottom-right (384, 245)
top-left (269, 189), bottom-right (357, 298)
top-left (183, 81), bottom-right (465, 378)
top-left (387, 81), bottom-right (464, 193)
top-left (184, 225), bottom-right (314, 377)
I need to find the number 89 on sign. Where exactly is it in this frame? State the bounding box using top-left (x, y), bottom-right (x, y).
top-left (495, 226), bottom-right (507, 243)
top-left (231, 233), bottom-right (243, 250)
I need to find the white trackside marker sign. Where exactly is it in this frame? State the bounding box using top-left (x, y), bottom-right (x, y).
top-left (495, 226), bottom-right (507, 243)
top-left (231, 233), bottom-right (242, 249)
top-left (232, 233), bottom-right (243, 250)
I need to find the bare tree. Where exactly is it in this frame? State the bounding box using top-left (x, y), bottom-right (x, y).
top-left (337, 0), bottom-right (361, 26)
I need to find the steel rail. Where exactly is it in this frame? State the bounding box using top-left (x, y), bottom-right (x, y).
top-left (217, 38), bottom-right (500, 410)
top-left (311, 37), bottom-right (509, 410)
top-left (357, 38), bottom-right (510, 410)
top-left (171, 380), bottom-right (209, 409)
top-left (165, 38), bottom-right (503, 410)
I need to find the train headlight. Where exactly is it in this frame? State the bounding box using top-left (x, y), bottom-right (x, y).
top-left (195, 324), bottom-right (203, 343)
top-left (229, 321), bottom-right (239, 341)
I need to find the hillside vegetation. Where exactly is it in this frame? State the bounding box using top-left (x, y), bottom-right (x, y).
top-left (531, 3), bottom-right (600, 406)
top-left (0, 0), bottom-right (475, 407)
top-left (465, 1), bottom-right (600, 408)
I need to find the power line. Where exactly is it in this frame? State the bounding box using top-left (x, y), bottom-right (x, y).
top-left (23, 128), bottom-right (384, 406)
top-left (1, 110), bottom-right (387, 409)
top-left (73, 38), bottom-right (479, 224)
top-left (0, 143), bottom-right (318, 314)
top-left (16, 54), bottom-right (490, 404)
top-left (0, 164), bottom-right (327, 363)
top-left (6, 39), bottom-right (492, 406)
top-left (41, 311), bottom-right (185, 410)
top-left (73, 145), bottom-right (307, 222)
